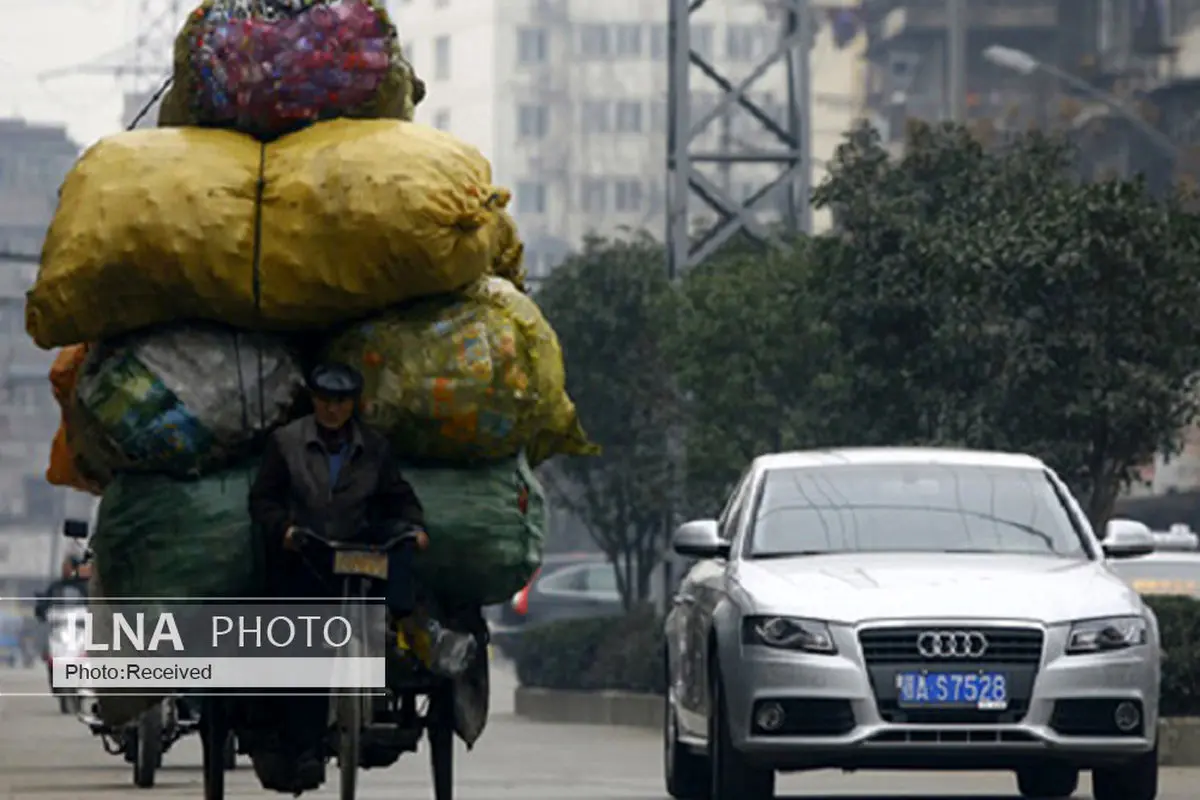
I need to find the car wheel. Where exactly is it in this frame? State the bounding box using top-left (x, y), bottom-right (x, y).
top-left (1092, 745), bottom-right (1157, 800)
top-left (1015, 764), bottom-right (1078, 797)
top-left (709, 667), bottom-right (773, 800)
top-left (664, 689), bottom-right (709, 799)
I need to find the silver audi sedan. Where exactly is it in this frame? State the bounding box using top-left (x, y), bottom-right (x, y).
top-left (664, 448), bottom-right (1161, 800)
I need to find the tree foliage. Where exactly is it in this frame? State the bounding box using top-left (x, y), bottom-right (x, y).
top-left (810, 121), bottom-right (1200, 528)
top-left (535, 235), bottom-right (678, 606)
top-left (668, 238), bottom-right (837, 516)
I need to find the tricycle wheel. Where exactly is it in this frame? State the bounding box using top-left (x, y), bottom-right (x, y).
top-left (200, 700), bottom-right (227, 800)
top-left (133, 705), bottom-right (163, 788)
top-left (427, 686), bottom-right (455, 800)
top-left (222, 731), bottom-right (237, 771)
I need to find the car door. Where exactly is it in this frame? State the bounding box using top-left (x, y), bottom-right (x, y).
top-left (676, 470), bottom-right (754, 736)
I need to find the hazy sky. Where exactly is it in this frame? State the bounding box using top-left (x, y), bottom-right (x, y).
top-left (2, 0), bottom-right (146, 146)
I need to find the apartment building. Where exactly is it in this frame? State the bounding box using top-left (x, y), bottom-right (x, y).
top-left (861, 0), bottom-right (1200, 168)
top-left (392, 0), bottom-right (864, 280)
top-left (0, 119), bottom-right (81, 526)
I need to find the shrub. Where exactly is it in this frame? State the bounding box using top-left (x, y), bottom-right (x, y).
top-left (514, 604), bottom-right (666, 694)
top-left (1146, 595), bottom-right (1200, 717)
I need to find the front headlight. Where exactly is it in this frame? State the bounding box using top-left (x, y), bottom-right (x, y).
top-left (742, 616), bottom-right (837, 654)
top-left (1065, 616), bottom-right (1149, 655)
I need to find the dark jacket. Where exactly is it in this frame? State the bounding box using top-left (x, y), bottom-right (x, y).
top-left (249, 416), bottom-right (425, 546)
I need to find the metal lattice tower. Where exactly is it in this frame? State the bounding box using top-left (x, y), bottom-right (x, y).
top-left (128, 0), bottom-right (188, 93)
top-left (666, 0), bottom-right (814, 277)
top-left (37, 0), bottom-right (186, 126)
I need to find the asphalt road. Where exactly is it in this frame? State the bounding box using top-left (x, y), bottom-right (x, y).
top-left (0, 661), bottom-right (1196, 799)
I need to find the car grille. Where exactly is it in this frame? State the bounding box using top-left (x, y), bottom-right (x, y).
top-left (859, 626), bottom-right (1044, 725)
top-left (858, 626), bottom-right (1044, 665)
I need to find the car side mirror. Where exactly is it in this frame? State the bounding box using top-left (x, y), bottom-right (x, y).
top-left (62, 519), bottom-right (89, 540)
top-left (672, 519), bottom-right (730, 560)
top-left (1103, 518), bottom-right (1156, 559)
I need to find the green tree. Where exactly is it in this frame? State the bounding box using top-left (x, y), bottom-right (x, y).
top-left (535, 234), bottom-right (678, 607)
top-left (812, 121), bottom-right (1200, 529)
top-left (669, 238), bottom-right (838, 515)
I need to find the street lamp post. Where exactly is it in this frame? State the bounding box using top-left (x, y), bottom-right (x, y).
top-left (982, 44), bottom-right (1180, 160)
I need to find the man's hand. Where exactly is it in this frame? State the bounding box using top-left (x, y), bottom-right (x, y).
top-left (413, 529), bottom-right (429, 551)
top-left (283, 525), bottom-right (299, 551)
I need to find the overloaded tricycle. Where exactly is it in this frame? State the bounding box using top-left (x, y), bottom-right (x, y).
top-left (199, 526), bottom-right (486, 800)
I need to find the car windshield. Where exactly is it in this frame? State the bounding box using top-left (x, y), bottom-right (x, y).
top-left (1108, 560), bottom-right (1200, 598)
top-left (749, 463), bottom-right (1089, 558)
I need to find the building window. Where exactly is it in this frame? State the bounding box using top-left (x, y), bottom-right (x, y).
top-left (581, 178), bottom-right (607, 212)
top-left (615, 100), bottom-right (643, 133)
top-left (582, 100), bottom-right (611, 132)
top-left (725, 24), bottom-right (760, 61)
top-left (517, 27), bottom-right (547, 64)
top-left (518, 103), bottom-right (549, 138)
top-left (614, 24), bottom-right (642, 57)
top-left (434, 35), bottom-right (451, 80)
top-left (516, 181), bottom-right (547, 214)
top-left (580, 24), bottom-right (610, 58)
top-left (433, 108), bottom-right (451, 130)
top-left (614, 179), bottom-right (643, 212)
top-left (650, 24), bottom-right (667, 59)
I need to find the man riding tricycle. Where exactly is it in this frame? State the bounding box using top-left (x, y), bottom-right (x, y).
top-left (200, 363), bottom-right (483, 800)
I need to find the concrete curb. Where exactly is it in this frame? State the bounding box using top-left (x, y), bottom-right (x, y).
top-left (513, 687), bottom-right (1200, 766)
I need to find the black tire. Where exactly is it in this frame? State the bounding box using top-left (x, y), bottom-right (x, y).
top-left (665, 689), bottom-right (710, 799)
top-left (133, 706), bottom-right (163, 788)
top-left (1016, 764), bottom-right (1079, 797)
top-left (1093, 745), bottom-right (1158, 800)
top-left (428, 685), bottom-right (455, 800)
top-left (709, 668), bottom-right (773, 800)
top-left (222, 732), bottom-right (237, 771)
top-left (201, 700), bottom-right (227, 800)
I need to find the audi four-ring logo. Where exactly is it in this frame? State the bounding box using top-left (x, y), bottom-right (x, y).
top-left (916, 630), bottom-right (989, 658)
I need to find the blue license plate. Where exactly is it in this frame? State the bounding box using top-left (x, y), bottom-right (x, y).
top-left (896, 671), bottom-right (1008, 710)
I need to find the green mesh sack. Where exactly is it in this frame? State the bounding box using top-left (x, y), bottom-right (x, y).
top-left (90, 462), bottom-right (263, 600)
top-left (407, 454), bottom-right (546, 609)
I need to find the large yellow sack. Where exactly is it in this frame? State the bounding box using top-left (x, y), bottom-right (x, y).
top-left (488, 210), bottom-right (527, 293)
top-left (26, 120), bottom-right (506, 349)
top-left (324, 276), bottom-right (598, 466)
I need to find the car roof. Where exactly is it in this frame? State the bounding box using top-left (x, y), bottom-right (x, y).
top-left (754, 447), bottom-right (1045, 472)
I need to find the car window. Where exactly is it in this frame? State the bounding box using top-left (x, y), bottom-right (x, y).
top-left (537, 565), bottom-right (589, 593)
top-left (719, 469), bottom-right (755, 542)
top-left (749, 464), bottom-right (1089, 558)
top-left (581, 564), bottom-right (619, 594)
top-left (716, 468), bottom-right (753, 531)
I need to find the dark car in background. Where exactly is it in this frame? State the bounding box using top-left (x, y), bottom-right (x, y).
top-left (487, 552), bottom-right (683, 657)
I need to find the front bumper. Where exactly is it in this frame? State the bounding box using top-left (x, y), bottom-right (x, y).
top-left (718, 620), bottom-right (1159, 771)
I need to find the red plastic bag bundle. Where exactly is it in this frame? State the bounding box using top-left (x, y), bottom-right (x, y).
top-left (168, 0), bottom-right (414, 140)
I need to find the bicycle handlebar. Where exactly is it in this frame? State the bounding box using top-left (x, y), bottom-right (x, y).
top-left (289, 525), bottom-right (421, 554)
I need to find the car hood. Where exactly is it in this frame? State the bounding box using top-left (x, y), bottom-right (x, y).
top-left (734, 553), bottom-right (1142, 625)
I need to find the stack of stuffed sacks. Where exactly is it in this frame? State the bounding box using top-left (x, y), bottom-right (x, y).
top-left (32, 0), bottom-right (592, 731)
